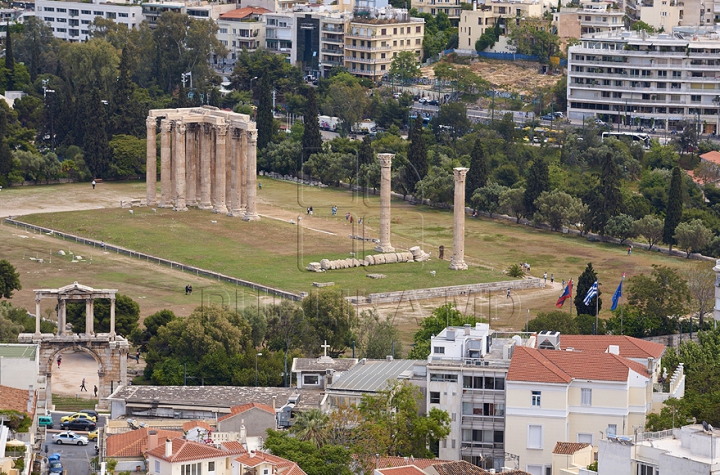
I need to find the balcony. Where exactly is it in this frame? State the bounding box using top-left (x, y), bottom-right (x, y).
top-left (345, 56), bottom-right (378, 64)
top-left (322, 36), bottom-right (344, 44)
top-left (321, 25), bottom-right (344, 33)
top-left (322, 48), bottom-right (343, 55)
top-left (322, 59), bottom-right (343, 66)
top-left (345, 44), bottom-right (391, 51)
top-left (347, 67), bottom-right (379, 76)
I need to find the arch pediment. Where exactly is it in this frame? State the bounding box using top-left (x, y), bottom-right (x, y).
top-left (57, 281), bottom-right (96, 294)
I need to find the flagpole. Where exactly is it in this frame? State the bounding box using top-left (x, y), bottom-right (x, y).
top-left (569, 278), bottom-right (573, 318)
top-left (620, 304), bottom-right (623, 335)
top-left (595, 288), bottom-right (599, 335)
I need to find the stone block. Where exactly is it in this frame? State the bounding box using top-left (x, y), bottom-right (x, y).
top-left (374, 254), bottom-right (386, 265)
top-left (365, 255), bottom-right (375, 265)
top-left (385, 253), bottom-right (398, 264)
top-left (320, 259), bottom-right (331, 270)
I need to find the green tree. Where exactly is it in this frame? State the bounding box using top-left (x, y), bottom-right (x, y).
top-left (415, 165), bottom-right (454, 205)
top-left (0, 260), bottom-right (21, 299)
top-left (5, 27), bottom-right (14, 90)
top-left (500, 187), bottom-right (526, 223)
top-left (663, 167), bottom-right (684, 250)
top-left (527, 311), bottom-right (578, 334)
top-left (264, 430), bottom-right (353, 475)
top-left (358, 135), bottom-right (374, 191)
top-left (301, 289), bottom-right (354, 357)
top-left (574, 314), bottom-right (605, 335)
top-left (14, 17), bottom-right (58, 81)
top-left (574, 263), bottom-right (601, 317)
top-left (257, 73), bottom-right (274, 150)
top-left (626, 265), bottom-right (690, 333)
top-left (631, 20), bottom-right (656, 34)
top-left (81, 88), bottom-right (111, 179)
top-left (435, 102), bottom-right (471, 142)
top-left (533, 190), bottom-right (587, 231)
top-left (323, 82), bottom-right (369, 137)
top-left (291, 409), bottom-right (329, 448)
top-left (684, 263), bottom-right (715, 327)
top-left (674, 219), bottom-right (713, 258)
top-left (136, 309), bottom-right (176, 345)
top-left (605, 214), bottom-right (636, 244)
top-left (109, 46), bottom-right (147, 137)
top-left (108, 135), bottom-right (145, 179)
top-left (389, 51), bottom-right (421, 85)
top-left (304, 152), bottom-right (351, 186)
top-left (302, 87), bottom-right (323, 157)
top-left (587, 152), bottom-right (624, 235)
top-left (473, 182), bottom-right (509, 218)
top-left (66, 294), bottom-right (140, 336)
top-left (633, 215), bottom-right (664, 250)
top-left (0, 301), bottom-right (55, 334)
top-left (260, 140), bottom-right (301, 176)
top-left (406, 117), bottom-right (427, 194)
top-left (356, 310), bottom-right (403, 359)
top-left (523, 158), bottom-right (549, 217)
top-left (466, 137), bottom-right (488, 204)
top-left (407, 304), bottom-right (481, 359)
top-left (508, 18), bottom-right (560, 63)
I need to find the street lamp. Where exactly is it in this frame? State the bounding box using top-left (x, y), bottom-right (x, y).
top-left (255, 352), bottom-right (262, 387)
top-left (249, 76), bottom-right (259, 92)
top-left (181, 72), bottom-right (193, 90)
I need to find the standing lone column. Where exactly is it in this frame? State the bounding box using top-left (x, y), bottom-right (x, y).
top-left (35, 297), bottom-right (41, 335)
top-left (186, 125), bottom-right (197, 207)
top-left (375, 153), bottom-right (395, 253)
top-left (85, 299), bottom-right (95, 335)
top-left (229, 131), bottom-right (242, 217)
top-left (58, 299), bottom-right (66, 336)
top-left (159, 120), bottom-right (172, 208)
top-left (109, 297), bottom-right (116, 338)
top-left (174, 122), bottom-right (188, 211)
top-left (214, 124), bottom-right (228, 214)
top-left (242, 130), bottom-right (260, 221)
top-left (449, 167), bottom-right (469, 270)
top-left (199, 125), bottom-right (213, 210)
top-left (145, 117), bottom-right (157, 206)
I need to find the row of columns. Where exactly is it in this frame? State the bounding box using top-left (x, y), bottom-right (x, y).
top-left (146, 117), bottom-right (259, 221)
top-left (34, 298), bottom-right (116, 337)
top-left (374, 153), bottom-right (469, 270)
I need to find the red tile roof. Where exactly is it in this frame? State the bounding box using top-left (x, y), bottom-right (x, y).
top-left (508, 346), bottom-right (650, 383)
top-left (106, 429), bottom-right (182, 458)
top-left (376, 466), bottom-right (427, 475)
top-left (371, 455), bottom-right (453, 470)
top-left (146, 437), bottom-right (245, 463)
top-left (0, 385), bottom-right (35, 418)
top-left (235, 451), bottom-right (307, 475)
top-left (218, 402), bottom-right (275, 422)
top-left (182, 420), bottom-right (213, 432)
top-left (553, 335), bottom-right (665, 359)
top-left (431, 461), bottom-right (489, 475)
top-left (701, 151), bottom-right (720, 166)
top-left (553, 442), bottom-right (591, 455)
top-left (219, 6), bottom-right (270, 19)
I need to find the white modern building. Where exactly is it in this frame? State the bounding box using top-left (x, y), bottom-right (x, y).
top-left (35, 0), bottom-right (142, 41)
top-left (567, 28), bottom-right (720, 133)
top-left (598, 424), bottom-right (720, 475)
top-left (0, 344), bottom-right (40, 392)
top-left (217, 6), bottom-right (269, 66)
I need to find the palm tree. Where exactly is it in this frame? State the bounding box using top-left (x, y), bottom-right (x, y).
top-left (290, 409), bottom-right (328, 447)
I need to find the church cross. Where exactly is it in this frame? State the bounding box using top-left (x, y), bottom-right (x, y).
top-left (321, 340), bottom-right (330, 357)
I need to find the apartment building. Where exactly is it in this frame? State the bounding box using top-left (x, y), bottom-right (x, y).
top-left (345, 8), bottom-right (425, 82)
top-left (639, 0), bottom-right (683, 32)
top-left (141, 1), bottom-right (236, 27)
top-left (265, 11), bottom-right (294, 60)
top-left (426, 323), bottom-right (531, 472)
top-left (458, 0), bottom-right (544, 52)
top-left (598, 424), bottom-right (720, 475)
top-left (217, 7), bottom-right (268, 65)
top-left (567, 29), bottom-right (720, 133)
top-left (319, 13), bottom-right (350, 77)
top-left (35, 0), bottom-right (142, 41)
top-left (410, 0), bottom-right (462, 26)
top-left (553, 1), bottom-right (623, 43)
top-left (505, 342), bottom-right (657, 475)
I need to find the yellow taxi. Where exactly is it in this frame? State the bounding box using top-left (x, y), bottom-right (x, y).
top-left (60, 412), bottom-right (97, 423)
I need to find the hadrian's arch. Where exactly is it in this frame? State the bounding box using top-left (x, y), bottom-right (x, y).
top-left (146, 106), bottom-right (259, 220)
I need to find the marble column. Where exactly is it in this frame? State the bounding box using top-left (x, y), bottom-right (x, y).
top-left (214, 124), bottom-right (228, 214)
top-left (159, 120), bottom-right (172, 208)
top-left (35, 297), bottom-right (41, 335)
top-left (145, 117), bottom-right (157, 206)
top-left (199, 125), bottom-right (213, 210)
top-left (449, 167), bottom-right (469, 271)
top-left (174, 121), bottom-right (188, 211)
top-left (58, 299), bottom-right (66, 336)
top-left (242, 130), bottom-right (260, 221)
top-left (225, 126), bottom-right (233, 213)
top-left (229, 130), bottom-right (242, 217)
top-left (375, 153), bottom-right (395, 253)
top-left (109, 297), bottom-right (116, 338)
top-left (240, 130), bottom-right (247, 212)
top-left (85, 299), bottom-right (95, 335)
top-left (186, 125), bottom-right (197, 207)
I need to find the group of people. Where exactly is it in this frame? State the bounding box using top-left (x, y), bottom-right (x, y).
top-left (184, 285), bottom-right (193, 295)
top-left (79, 378), bottom-right (99, 397)
top-left (543, 272), bottom-right (555, 284)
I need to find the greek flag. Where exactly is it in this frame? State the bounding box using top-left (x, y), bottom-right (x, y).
top-left (583, 280), bottom-right (598, 306)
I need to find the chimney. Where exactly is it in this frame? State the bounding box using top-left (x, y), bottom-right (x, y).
top-left (165, 439), bottom-right (173, 458)
top-left (148, 430), bottom-right (159, 451)
top-left (464, 324), bottom-right (471, 335)
top-left (647, 357), bottom-right (654, 375)
top-left (386, 355), bottom-right (393, 361)
top-left (272, 396), bottom-right (277, 411)
top-left (608, 345), bottom-right (619, 355)
top-left (473, 0), bottom-right (477, 10)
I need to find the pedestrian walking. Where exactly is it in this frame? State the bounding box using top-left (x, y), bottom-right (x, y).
top-left (136, 351), bottom-right (140, 363)
top-left (561, 279), bottom-right (566, 288)
top-left (543, 272), bottom-right (547, 283)
top-left (57, 355), bottom-right (62, 368)
top-left (550, 274), bottom-right (554, 284)
top-left (438, 245), bottom-right (445, 260)
top-left (91, 180), bottom-right (96, 189)
top-left (258, 182), bottom-right (262, 189)
top-left (627, 246), bottom-right (632, 255)
top-left (349, 215), bottom-right (353, 224)
top-left (346, 212), bottom-right (350, 221)
top-left (506, 289), bottom-right (511, 299)
top-left (93, 385), bottom-right (98, 397)
top-left (188, 285), bottom-right (192, 295)
top-left (185, 285), bottom-right (190, 295)
top-left (80, 378), bottom-right (87, 392)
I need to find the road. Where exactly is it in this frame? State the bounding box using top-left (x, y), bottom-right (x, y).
top-left (42, 412), bottom-right (105, 475)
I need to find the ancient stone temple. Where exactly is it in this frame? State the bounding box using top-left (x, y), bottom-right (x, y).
top-left (146, 106), bottom-right (259, 220)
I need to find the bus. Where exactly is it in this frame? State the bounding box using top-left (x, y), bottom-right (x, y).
top-left (601, 131), bottom-right (651, 148)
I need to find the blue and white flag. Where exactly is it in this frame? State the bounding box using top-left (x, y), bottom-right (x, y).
top-left (610, 274), bottom-right (625, 311)
top-left (583, 280), bottom-right (598, 306)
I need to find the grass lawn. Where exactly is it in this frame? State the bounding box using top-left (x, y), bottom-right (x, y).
top-left (52, 394), bottom-right (98, 412)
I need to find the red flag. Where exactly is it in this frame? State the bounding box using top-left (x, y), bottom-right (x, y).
top-left (556, 279), bottom-right (573, 308)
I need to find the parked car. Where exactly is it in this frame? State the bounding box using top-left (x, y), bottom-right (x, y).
top-left (60, 419), bottom-right (96, 431)
top-left (60, 412), bottom-right (96, 423)
top-left (541, 114), bottom-right (554, 121)
top-left (428, 99), bottom-right (439, 106)
top-left (79, 410), bottom-right (99, 420)
top-left (53, 432), bottom-right (89, 445)
top-left (553, 111), bottom-right (565, 118)
top-left (87, 430), bottom-right (98, 441)
top-left (38, 416), bottom-right (54, 429)
top-left (418, 97), bottom-right (428, 104)
top-left (48, 453), bottom-right (63, 474)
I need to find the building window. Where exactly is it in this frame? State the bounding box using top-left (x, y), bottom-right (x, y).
top-left (433, 346), bottom-right (445, 354)
top-left (208, 461), bottom-right (215, 471)
top-left (430, 373), bottom-right (458, 382)
top-left (155, 461), bottom-right (160, 472)
top-left (416, 26), bottom-right (421, 33)
top-left (181, 463), bottom-right (201, 475)
top-left (81, 9), bottom-right (91, 14)
top-left (581, 388), bottom-right (592, 406)
top-left (578, 433), bottom-right (593, 445)
top-left (531, 391), bottom-right (541, 406)
top-left (528, 425), bottom-right (542, 449)
top-left (691, 95), bottom-right (701, 102)
top-left (637, 464), bottom-right (657, 475)
top-left (607, 424), bottom-right (617, 436)
top-left (430, 391), bottom-right (440, 404)
top-left (451, 439), bottom-right (456, 449)
top-left (303, 375), bottom-right (319, 385)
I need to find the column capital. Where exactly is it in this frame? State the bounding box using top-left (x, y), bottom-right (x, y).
top-left (217, 124), bottom-right (228, 137)
top-left (246, 129), bottom-right (257, 145)
top-left (453, 167), bottom-right (469, 181)
top-left (35, 296), bottom-right (41, 303)
top-left (377, 153), bottom-right (394, 168)
top-left (160, 120), bottom-right (172, 133)
top-left (146, 117), bottom-right (157, 130)
top-left (176, 122), bottom-right (187, 135)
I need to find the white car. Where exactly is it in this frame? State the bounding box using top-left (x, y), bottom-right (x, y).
top-left (53, 431), bottom-right (89, 446)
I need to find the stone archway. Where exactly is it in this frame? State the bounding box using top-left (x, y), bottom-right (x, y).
top-left (19, 282), bottom-right (130, 410)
